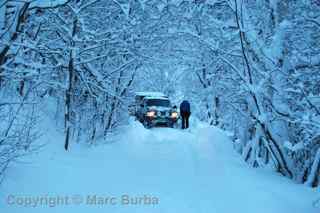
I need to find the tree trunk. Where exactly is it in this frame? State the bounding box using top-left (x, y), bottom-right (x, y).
top-left (234, 0), bottom-right (292, 177)
top-left (306, 148), bottom-right (320, 187)
top-left (0, 3), bottom-right (30, 87)
top-left (64, 55), bottom-right (73, 151)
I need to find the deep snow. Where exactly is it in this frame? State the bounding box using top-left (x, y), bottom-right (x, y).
top-left (0, 118), bottom-right (318, 213)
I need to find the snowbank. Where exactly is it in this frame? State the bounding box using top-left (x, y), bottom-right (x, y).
top-left (0, 119), bottom-right (317, 213)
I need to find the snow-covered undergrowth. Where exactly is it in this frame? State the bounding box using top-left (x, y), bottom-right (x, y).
top-left (0, 118), bottom-right (318, 213)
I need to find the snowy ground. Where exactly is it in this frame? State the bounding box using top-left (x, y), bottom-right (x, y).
top-left (0, 119), bottom-right (318, 213)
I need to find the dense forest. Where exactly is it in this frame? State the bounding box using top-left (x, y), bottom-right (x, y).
top-left (0, 0), bottom-right (320, 189)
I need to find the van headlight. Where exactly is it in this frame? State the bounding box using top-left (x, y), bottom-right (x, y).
top-left (146, 111), bottom-right (156, 117)
top-left (171, 112), bottom-right (178, 119)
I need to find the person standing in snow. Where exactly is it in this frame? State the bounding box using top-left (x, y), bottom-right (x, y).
top-left (180, 100), bottom-right (191, 129)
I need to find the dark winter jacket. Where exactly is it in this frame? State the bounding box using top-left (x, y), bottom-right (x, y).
top-left (180, 100), bottom-right (191, 114)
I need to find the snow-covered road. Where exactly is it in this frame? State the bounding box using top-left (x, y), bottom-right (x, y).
top-left (0, 121), bottom-right (318, 213)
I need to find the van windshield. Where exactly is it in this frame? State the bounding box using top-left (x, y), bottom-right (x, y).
top-left (146, 99), bottom-right (171, 107)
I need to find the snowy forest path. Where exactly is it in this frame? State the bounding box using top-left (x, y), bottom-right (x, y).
top-left (0, 121), bottom-right (317, 213)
